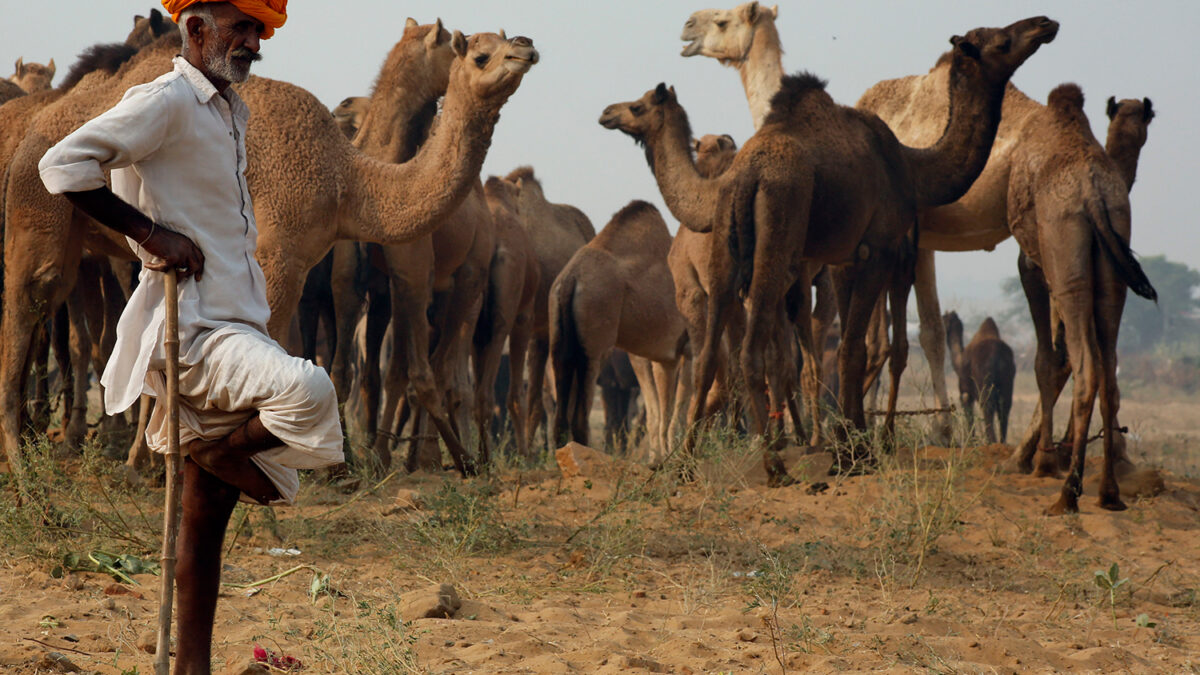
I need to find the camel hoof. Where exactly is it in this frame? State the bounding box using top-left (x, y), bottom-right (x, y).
top-left (1098, 495), bottom-right (1128, 511)
top-left (1044, 494), bottom-right (1078, 516)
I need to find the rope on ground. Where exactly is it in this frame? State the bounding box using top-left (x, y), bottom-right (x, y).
top-left (864, 405), bottom-right (957, 417)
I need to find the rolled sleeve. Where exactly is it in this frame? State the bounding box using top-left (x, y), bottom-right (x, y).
top-left (38, 82), bottom-right (172, 195)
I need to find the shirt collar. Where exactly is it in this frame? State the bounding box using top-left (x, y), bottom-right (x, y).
top-left (172, 56), bottom-right (251, 125)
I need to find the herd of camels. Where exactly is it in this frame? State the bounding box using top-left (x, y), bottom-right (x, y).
top-left (0, 3), bottom-right (1159, 515)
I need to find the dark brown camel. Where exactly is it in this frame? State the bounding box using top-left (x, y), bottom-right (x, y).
top-left (943, 312), bottom-right (1015, 443)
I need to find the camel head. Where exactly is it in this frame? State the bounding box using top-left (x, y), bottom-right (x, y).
top-left (331, 96), bottom-right (370, 139)
top-left (680, 1), bottom-right (778, 64)
top-left (126, 8), bottom-right (176, 49)
top-left (599, 83), bottom-right (687, 145)
top-left (942, 311), bottom-right (964, 349)
top-left (949, 16), bottom-right (1058, 85)
top-left (1106, 96), bottom-right (1155, 148)
top-left (484, 175), bottom-right (522, 213)
top-left (694, 133), bottom-right (737, 178)
top-left (389, 18), bottom-right (455, 99)
top-left (448, 31), bottom-right (538, 102)
top-left (10, 57), bottom-right (55, 92)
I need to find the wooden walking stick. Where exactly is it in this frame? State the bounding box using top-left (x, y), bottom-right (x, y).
top-left (155, 269), bottom-right (182, 675)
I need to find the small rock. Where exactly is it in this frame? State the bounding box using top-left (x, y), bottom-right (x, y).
top-left (623, 655), bottom-right (668, 673)
top-left (137, 630), bottom-right (157, 654)
top-left (633, 590), bottom-right (647, 598)
top-left (900, 613), bottom-right (919, 625)
top-left (737, 629), bottom-right (757, 642)
top-left (37, 652), bottom-right (80, 673)
top-left (63, 575), bottom-right (86, 591)
top-left (400, 583), bottom-right (462, 620)
top-left (806, 481), bottom-right (830, 495)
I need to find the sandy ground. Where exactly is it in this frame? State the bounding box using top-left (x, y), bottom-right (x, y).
top-left (1, 367), bottom-right (1198, 674)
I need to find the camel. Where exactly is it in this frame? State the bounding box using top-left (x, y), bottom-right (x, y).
top-left (1002, 84), bottom-right (1157, 514)
top-left (549, 200), bottom-right (687, 462)
top-left (602, 18), bottom-right (1056, 482)
top-left (667, 133), bottom-right (741, 421)
top-left (680, 1), bottom-right (952, 441)
top-left (1105, 96), bottom-right (1154, 191)
top-left (495, 166), bottom-right (596, 452)
top-left (943, 312), bottom-right (1015, 443)
top-left (8, 58), bottom-right (55, 93)
top-left (1, 27), bottom-right (539, 481)
top-left (475, 174), bottom-right (539, 462)
top-left (596, 349), bottom-right (641, 452)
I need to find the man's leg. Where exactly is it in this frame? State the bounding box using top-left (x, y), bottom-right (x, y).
top-left (186, 414), bottom-right (282, 505)
top-left (173, 456), bottom-right (239, 675)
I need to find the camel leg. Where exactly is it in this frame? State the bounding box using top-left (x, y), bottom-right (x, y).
top-left (328, 242), bottom-right (362, 402)
top-left (683, 268), bottom-right (735, 452)
top-left (125, 394), bottom-right (154, 472)
top-left (95, 259), bottom-right (129, 438)
top-left (861, 295), bottom-right (890, 420)
top-left (507, 312), bottom-right (532, 458)
top-left (651, 359), bottom-right (678, 464)
top-left (1046, 302), bottom-right (1101, 515)
top-left (523, 339), bottom-right (549, 453)
top-left (63, 284), bottom-right (92, 450)
top-left (833, 258), bottom-right (892, 438)
top-left (1012, 255), bottom-right (1070, 475)
top-left (374, 276), bottom-right (425, 472)
top-left (807, 269), bottom-right (836, 432)
top-left (1093, 257), bottom-right (1130, 510)
top-left (913, 249), bottom-right (952, 442)
top-left (297, 251), bottom-right (332, 364)
top-left (883, 273), bottom-right (912, 440)
top-left (629, 356), bottom-right (659, 464)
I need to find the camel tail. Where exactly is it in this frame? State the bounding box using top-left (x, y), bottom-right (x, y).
top-left (727, 181), bottom-right (757, 300)
top-left (1091, 192), bottom-right (1158, 302)
top-left (549, 274), bottom-right (586, 443)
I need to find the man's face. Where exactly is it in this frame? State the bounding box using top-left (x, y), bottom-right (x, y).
top-left (196, 3), bottom-right (263, 84)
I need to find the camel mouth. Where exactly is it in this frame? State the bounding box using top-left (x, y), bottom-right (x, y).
top-left (598, 113), bottom-right (621, 130)
top-left (1030, 18), bottom-right (1059, 44)
top-left (680, 38), bottom-right (702, 57)
top-left (503, 48), bottom-right (539, 74)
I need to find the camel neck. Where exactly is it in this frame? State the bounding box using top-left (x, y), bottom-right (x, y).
top-left (1105, 126), bottom-right (1145, 191)
top-left (354, 82), bottom-right (442, 164)
top-left (905, 56), bottom-right (1008, 209)
top-left (739, 19), bottom-right (784, 130)
top-left (338, 79), bottom-right (502, 245)
top-left (645, 103), bottom-right (718, 233)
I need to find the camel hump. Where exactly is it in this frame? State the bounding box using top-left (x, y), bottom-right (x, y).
top-left (976, 317), bottom-right (1001, 340)
top-left (505, 164), bottom-right (538, 185)
top-left (594, 200), bottom-right (670, 255)
top-left (1047, 83), bottom-right (1089, 128)
top-left (58, 43), bottom-right (138, 91)
top-left (763, 71), bottom-right (829, 125)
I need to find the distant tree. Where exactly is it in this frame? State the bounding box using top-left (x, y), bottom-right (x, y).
top-left (1120, 255), bottom-right (1200, 353)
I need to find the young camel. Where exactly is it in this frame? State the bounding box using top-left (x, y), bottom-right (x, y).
top-left (602, 19), bottom-right (1055, 483)
top-left (943, 312), bottom-right (1015, 443)
top-left (1005, 84), bottom-right (1157, 514)
top-left (1003, 94), bottom-right (1156, 479)
top-left (0, 29), bottom-right (538, 481)
top-left (549, 201), bottom-right (688, 463)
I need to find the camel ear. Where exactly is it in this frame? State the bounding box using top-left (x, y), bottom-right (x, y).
top-left (451, 30), bottom-right (468, 58)
top-left (426, 19), bottom-right (447, 47)
top-left (742, 1), bottom-right (761, 23)
top-left (1143, 98), bottom-right (1155, 122)
top-left (719, 134), bottom-right (736, 151)
top-left (14, 57), bottom-right (23, 77)
top-left (499, 29), bottom-right (507, 40)
top-left (652, 82), bottom-right (671, 104)
top-left (134, 14), bottom-right (145, 25)
top-left (769, 5), bottom-right (779, 19)
top-left (405, 17), bottom-right (418, 29)
top-left (950, 35), bottom-right (980, 60)
top-left (692, 138), bottom-right (701, 152)
top-left (1106, 96), bottom-right (1118, 120)
top-left (150, 8), bottom-right (164, 32)
top-left (47, 58), bottom-right (55, 78)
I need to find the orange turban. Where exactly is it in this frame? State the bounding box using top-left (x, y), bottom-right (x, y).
top-left (162, 0), bottom-right (287, 39)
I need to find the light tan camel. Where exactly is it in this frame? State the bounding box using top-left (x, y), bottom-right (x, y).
top-left (1004, 84), bottom-right (1157, 514)
top-left (497, 166), bottom-right (596, 452)
top-left (8, 58), bottom-right (55, 93)
top-left (667, 133), bottom-right (740, 420)
top-left (477, 175), bottom-right (539, 461)
top-left (943, 312), bottom-right (1015, 443)
top-left (681, 1), bottom-right (953, 440)
top-left (602, 18), bottom-right (1056, 482)
top-left (549, 200), bottom-right (687, 462)
top-left (1, 28), bottom-right (538, 481)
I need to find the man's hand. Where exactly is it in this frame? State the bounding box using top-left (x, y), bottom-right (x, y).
top-left (64, 187), bottom-right (205, 281)
top-left (142, 225), bottom-right (206, 281)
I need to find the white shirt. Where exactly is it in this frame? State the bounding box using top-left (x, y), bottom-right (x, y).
top-left (40, 56), bottom-right (272, 415)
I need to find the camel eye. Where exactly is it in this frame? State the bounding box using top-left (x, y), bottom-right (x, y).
top-left (630, 105), bottom-right (644, 115)
top-left (474, 53), bottom-right (490, 67)
top-left (997, 38), bottom-right (1012, 53)
top-left (715, 20), bottom-right (728, 29)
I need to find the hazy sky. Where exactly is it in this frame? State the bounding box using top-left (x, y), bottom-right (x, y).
top-left (4, 1), bottom-right (1196, 312)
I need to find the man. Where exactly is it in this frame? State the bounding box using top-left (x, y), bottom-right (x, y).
top-left (38, 2), bottom-right (341, 672)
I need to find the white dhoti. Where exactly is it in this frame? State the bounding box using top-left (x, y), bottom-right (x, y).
top-left (144, 329), bottom-right (344, 505)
